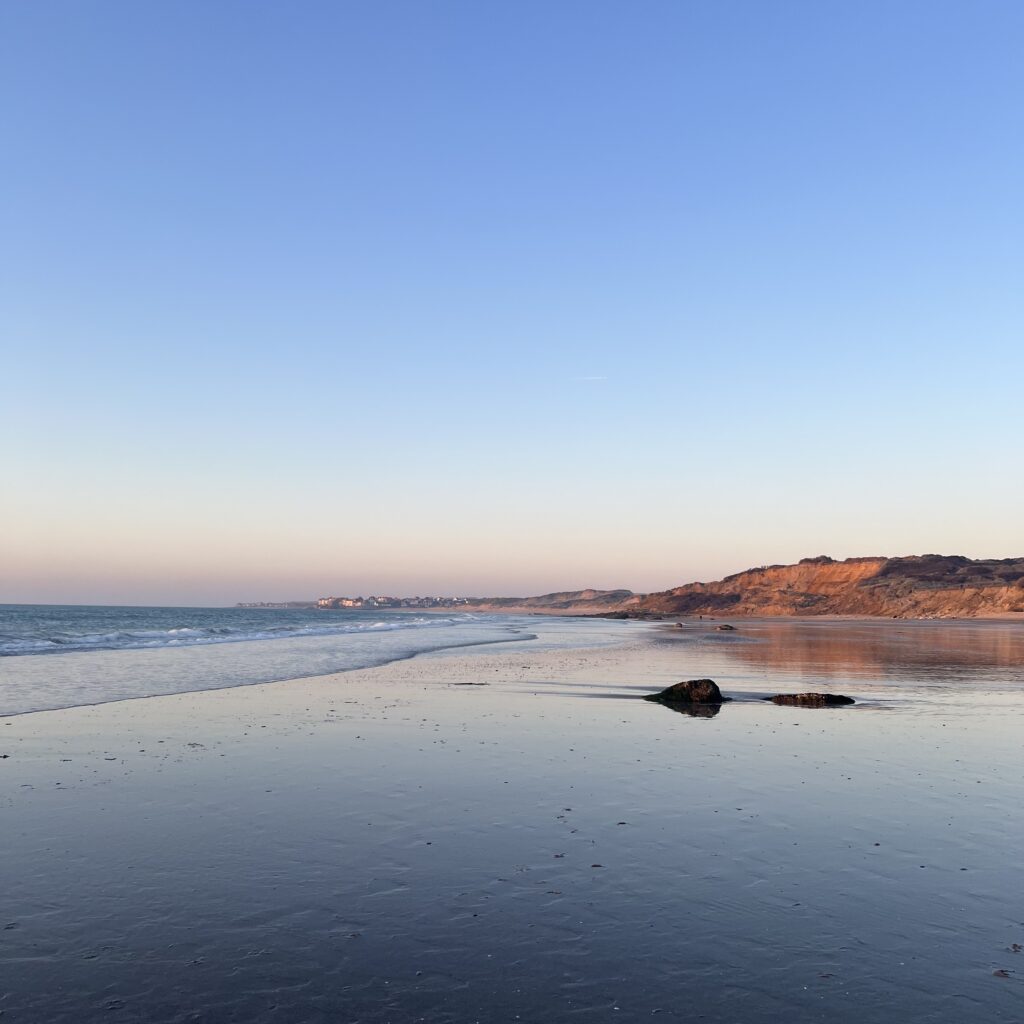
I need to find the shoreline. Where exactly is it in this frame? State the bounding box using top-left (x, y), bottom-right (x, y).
top-left (464, 606), bottom-right (1024, 622)
top-left (3, 620), bottom-right (1022, 1022)
top-left (0, 613), bottom-right (643, 719)
top-left (0, 620), bottom-right (656, 724)
top-left (4, 612), bottom-right (1022, 723)
top-left (0, 630), bottom-right (550, 721)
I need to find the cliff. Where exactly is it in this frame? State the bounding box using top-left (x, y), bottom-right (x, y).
top-left (630, 555), bottom-right (1024, 618)
top-left (460, 556), bottom-right (1024, 619)
top-left (459, 588), bottom-right (637, 613)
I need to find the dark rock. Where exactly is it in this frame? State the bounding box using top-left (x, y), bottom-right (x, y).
top-left (766, 692), bottom-right (855, 707)
top-left (645, 679), bottom-right (728, 704)
top-left (715, 624), bottom-right (736, 631)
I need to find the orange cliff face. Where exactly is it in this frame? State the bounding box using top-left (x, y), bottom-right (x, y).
top-left (632, 555), bottom-right (1024, 619)
top-left (636, 556), bottom-right (887, 616)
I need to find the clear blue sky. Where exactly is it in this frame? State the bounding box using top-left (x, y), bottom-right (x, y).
top-left (3, 1), bottom-right (1022, 605)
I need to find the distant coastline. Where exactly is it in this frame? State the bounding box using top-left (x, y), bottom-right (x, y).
top-left (269, 554), bottom-right (1024, 621)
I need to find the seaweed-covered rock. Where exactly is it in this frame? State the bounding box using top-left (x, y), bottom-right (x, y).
top-left (767, 692), bottom-right (855, 707)
top-left (645, 679), bottom-right (728, 704)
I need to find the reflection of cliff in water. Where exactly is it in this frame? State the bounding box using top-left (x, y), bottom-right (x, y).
top-left (672, 620), bottom-right (1024, 685)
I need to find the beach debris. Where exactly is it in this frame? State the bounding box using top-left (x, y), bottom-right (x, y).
top-left (766, 692), bottom-right (855, 707)
top-left (645, 679), bottom-right (729, 705)
top-left (715, 624), bottom-right (737, 631)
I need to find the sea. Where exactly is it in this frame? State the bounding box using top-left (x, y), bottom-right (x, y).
top-left (0, 604), bottom-right (628, 717)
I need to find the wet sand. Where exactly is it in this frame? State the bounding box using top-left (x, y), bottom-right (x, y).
top-left (1, 621), bottom-right (1022, 1022)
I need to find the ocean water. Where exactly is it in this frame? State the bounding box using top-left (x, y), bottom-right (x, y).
top-left (0, 605), bottom-right (627, 717)
top-left (0, 604), bottom-right (503, 657)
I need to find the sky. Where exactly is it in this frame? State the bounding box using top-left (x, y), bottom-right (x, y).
top-left (2, 0), bottom-right (1022, 606)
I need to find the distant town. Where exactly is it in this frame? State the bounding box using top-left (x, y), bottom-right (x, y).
top-left (316, 595), bottom-right (471, 609)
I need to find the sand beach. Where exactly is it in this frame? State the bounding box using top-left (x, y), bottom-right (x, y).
top-left (2, 618), bottom-right (1022, 1022)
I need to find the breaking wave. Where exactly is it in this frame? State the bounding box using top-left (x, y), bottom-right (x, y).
top-left (0, 614), bottom-right (472, 657)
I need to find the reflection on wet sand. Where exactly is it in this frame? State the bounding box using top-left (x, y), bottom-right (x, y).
top-left (653, 699), bottom-right (723, 718)
top-left (662, 618), bottom-right (1024, 686)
